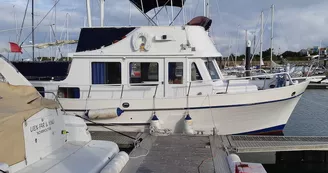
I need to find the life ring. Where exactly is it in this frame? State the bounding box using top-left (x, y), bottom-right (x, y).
top-left (132, 32), bottom-right (151, 51)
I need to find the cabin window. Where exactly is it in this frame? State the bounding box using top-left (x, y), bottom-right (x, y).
top-left (35, 87), bottom-right (45, 97)
top-left (191, 62), bottom-right (203, 81)
top-left (57, 87), bottom-right (80, 99)
top-left (130, 62), bottom-right (158, 84)
top-left (168, 62), bottom-right (183, 84)
top-left (92, 62), bottom-right (121, 84)
top-left (205, 60), bottom-right (220, 80)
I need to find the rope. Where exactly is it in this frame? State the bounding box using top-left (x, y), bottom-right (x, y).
top-left (20, 0), bottom-right (62, 46)
top-left (193, 0), bottom-right (200, 18)
top-left (129, 134), bottom-right (151, 159)
top-left (198, 157), bottom-right (212, 173)
top-left (17, 0), bottom-right (30, 44)
top-left (74, 114), bottom-right (140, 141)
top-left (207, 94), bottom-right (218, 133)
top-left (169, 8), bottom-right (183, 26)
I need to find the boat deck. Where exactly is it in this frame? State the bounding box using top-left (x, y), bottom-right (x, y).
top-left (91, 132), bottom-right (328, 173)
top-left (307, 83), bottom-right (328, 89)
top-left (121, 135), bottom-right (229, 173)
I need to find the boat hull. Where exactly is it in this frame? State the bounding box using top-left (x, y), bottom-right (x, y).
top-left (60, 81), bottom-right (308, 135)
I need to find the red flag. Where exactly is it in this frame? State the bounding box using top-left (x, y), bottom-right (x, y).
top-left (9, 42), bottom-right (22, 53)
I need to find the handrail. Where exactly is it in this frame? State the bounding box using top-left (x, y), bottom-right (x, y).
top-left (225, 72), bottom-right (295, 85)
top-left (57, 82), bottom-right (161, 87)
top-left (225, 80), bottom-right (230, 93)
top-left (44, 72), bottom-right (299, 100)
top-left (40, 91), bottom-right (67, 114)
top-left (244, 69), bottom-right (268, 74)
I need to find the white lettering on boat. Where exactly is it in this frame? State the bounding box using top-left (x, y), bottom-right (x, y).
top-left (30, 119), bottom-right (55, 135)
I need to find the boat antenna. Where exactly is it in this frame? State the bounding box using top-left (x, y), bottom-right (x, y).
top-left (32, 0), bottom-right (35, 61)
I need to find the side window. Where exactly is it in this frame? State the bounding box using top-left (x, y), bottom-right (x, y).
top-left (168, 62), bottom-right (183, 84)
top-left (130, 62), bottom-right (158, 83)
top-left (191, 62), bottom-right (203, 81)
top-left (58, 87), bottom-right (80, 99)
top-left (35, 87), bottom-right (45, 97)
top-left (205, 61), bottom-right (220, 80)
top-left (92, 62), bottom-right (121, 84)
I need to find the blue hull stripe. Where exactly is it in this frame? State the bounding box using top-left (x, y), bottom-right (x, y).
top-left (124, 91), bottom-right (304, 112)
top-left (236, 124), bottom-right (286, 135)
top-left (63, 92), bottom-right (304, 112)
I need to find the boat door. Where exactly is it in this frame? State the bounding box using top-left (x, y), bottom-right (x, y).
top-left (127, 58), bottom-right (164, 98)
top-left (164, 58), bottom-right (186, 97)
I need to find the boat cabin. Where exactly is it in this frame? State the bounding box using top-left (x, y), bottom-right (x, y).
top-left (22, 26), bottom-right (261, 100)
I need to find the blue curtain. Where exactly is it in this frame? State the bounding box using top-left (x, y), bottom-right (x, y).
top-left (92, 62), bottom-right (105, 84)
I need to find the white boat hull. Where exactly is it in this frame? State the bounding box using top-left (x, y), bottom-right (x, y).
top-left (60, 81), bottom-right (309, 135)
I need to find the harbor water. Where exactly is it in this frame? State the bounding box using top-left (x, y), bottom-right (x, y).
top-left (265, 89), bottom-right (328, 173)
top-left (284, 89), bottom-right (328, 136)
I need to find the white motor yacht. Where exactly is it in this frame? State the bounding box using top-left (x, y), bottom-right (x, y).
top-left (11, 0), bottom-right (310, 136)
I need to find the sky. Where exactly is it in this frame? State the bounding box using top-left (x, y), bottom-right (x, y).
top-left (1, 0), bottom-right (328, 60)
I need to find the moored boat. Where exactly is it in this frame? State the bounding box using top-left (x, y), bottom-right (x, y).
top-left (10, 0), bottom-right (310, 136)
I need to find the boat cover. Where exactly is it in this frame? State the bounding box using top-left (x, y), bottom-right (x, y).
top-left (0, 82), bottom-right (58, 165)
top-left (187, 16), bottom-right (212, 31)
top-left (12, 61), bottom-right (70, 81)
top-left (130, 0), bottom-right (186, 13)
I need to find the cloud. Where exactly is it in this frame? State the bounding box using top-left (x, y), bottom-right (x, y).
top-left (1, 0), bottom-right (328, 59)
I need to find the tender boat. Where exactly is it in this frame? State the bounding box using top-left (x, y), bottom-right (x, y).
top-left (11, 0), bottom-right (310, 135)
top-left (0, 56), bottom-right (129, 173)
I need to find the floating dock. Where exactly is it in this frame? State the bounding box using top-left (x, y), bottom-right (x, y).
top-left (307, 83), bottom-right (328, 89)
top-left (91, 132), bottom-right (328, 173)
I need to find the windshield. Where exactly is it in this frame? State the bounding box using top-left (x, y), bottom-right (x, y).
top-left (204, 59), bottom-right (220, 80)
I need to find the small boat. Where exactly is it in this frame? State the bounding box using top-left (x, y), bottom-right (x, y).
top-left (0, 56), bottom-right (129, 173)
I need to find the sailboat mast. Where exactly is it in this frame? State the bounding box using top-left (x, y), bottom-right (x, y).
top-left (100, 0), bottom-right (105, 27)
top-left (270, 4), bottom-right (274, 71)
top-left (32, 0), bottom-right (35, 61)
top-left (86, 0), bottom-right (92, 27)
top-left (260, 11), bottom-right (264, 69)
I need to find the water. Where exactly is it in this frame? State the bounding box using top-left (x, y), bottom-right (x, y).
top-left (265, 89), bottom-right (328, 173)
top-left (284, 89), bottom-right (328, 136)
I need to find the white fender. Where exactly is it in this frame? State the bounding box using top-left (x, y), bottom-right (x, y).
top-left (227, 154), bottom-right (241, 173)
top-left (183, 114), bottom-right (194, 135)
top-left (86, 108), bottom-right (124, 119)
top-left (100, 152), bottom-right (129, 173)
top-left (150, 114), bottom-right (161, 132)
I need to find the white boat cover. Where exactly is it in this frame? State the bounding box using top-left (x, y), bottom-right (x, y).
top-left (0, 82), bottom-right (58, 165)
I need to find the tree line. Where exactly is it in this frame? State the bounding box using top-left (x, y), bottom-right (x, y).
top-left (224, 49), bottom-right (310, 61)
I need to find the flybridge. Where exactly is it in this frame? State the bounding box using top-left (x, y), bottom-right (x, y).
top-left (85, 0), bottom-right (209, 27)
top-left (129, 0), bottom-right (186, 13)
top-left (76, 27), bottom-right (136, 52)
